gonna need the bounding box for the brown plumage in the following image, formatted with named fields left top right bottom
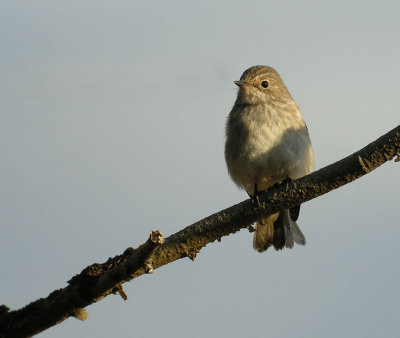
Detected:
left=225, top=66, right=314, bottom=252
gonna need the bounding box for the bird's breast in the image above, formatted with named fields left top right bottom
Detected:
left=225, top=104, right=313, bottom=194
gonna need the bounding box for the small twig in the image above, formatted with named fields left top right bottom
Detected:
left=71, top=308, right=88, bottom=321
left=115, top=284, right=127, bottom=301
left=142, top=230, right=165, bottom=273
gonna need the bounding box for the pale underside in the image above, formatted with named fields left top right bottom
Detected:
left=225, top=103, right=314, bottom=195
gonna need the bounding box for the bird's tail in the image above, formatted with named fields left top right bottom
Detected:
left=253, top=208, right=306, bottom=252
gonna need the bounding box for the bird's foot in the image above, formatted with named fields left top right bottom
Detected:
left=248, top=183, right=261, bottom=208
left=280, top=177, right=293, bottom=191
left=271, top=177, right=293, bottom=190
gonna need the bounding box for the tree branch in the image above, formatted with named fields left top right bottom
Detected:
left=1, top=125, right=399, bottom=338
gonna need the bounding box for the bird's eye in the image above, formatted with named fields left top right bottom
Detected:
left=261, top=81, right=269, bottom=88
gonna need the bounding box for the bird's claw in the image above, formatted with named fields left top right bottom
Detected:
left=251, top=193, right=261, bottom=208
left=249, top=183, right=261, bottom=208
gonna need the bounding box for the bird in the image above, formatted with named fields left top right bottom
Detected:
left=224, top=65, right=314, bottom=252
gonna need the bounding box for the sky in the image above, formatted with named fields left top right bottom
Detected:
left=1, top=1, right=399, bottom=337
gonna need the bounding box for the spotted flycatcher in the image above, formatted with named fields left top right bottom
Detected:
left=225, top=66, right=314, bottom=252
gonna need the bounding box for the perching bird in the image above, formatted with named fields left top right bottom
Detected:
left=224, top=66, right=314, bottom=252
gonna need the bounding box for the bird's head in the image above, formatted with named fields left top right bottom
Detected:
left=234, top=65, right=293, bottom=105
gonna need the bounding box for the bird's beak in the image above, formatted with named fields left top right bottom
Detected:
left=234, top=81, right=248, bottom=88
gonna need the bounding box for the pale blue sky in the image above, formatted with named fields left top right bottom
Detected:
left=1, top=1, right=399, bottom=337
